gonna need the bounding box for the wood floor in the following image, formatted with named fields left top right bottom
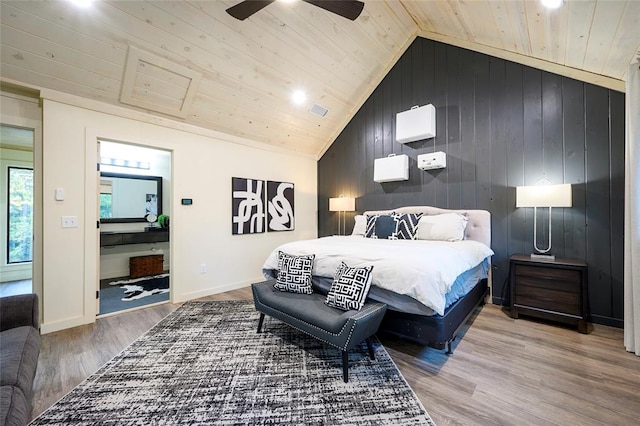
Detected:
left=31, top=287, right=639, bottom=425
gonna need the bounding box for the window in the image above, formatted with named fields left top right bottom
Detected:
left=100, top=179, right=113, bottom=218
left=7, top=167, right=33, bottom=264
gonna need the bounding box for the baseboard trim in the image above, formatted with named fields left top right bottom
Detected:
left=590, top=315, right=623, bottom=329
left=172, top=280, right=255, bottom=304
left=40, top=315, right=89, bottom=335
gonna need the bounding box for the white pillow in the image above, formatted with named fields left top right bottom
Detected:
left=351, top=214, right=366, bottom=236
left=416, top=213, right=468, bottom=242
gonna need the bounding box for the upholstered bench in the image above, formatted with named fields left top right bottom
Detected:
left=252, top=280, right=387, bottom=382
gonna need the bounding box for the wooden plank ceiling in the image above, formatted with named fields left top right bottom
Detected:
left=1, top=1, right=639, bottom=158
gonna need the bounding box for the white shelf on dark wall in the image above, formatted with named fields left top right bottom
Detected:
left=395, top=104, right=436, bottom=144
left=373, top=154, right=409, bottom=183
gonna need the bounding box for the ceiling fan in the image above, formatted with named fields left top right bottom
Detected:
left=226, top=0, right=365, bottom=21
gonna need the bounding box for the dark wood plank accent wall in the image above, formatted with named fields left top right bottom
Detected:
left=317, top=38, right=625, bottom=327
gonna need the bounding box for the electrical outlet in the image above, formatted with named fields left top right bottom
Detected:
left=61, top=216, right=78, bottom=228
left=200, top=264, right=207, bottom=274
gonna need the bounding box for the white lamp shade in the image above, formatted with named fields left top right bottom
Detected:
left=329, top=197, right=356, bottom=212
left=516, top=183, right=572, bottom=208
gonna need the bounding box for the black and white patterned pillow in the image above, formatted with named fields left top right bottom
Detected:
left=395, top=213, right=423, bottom=240
left=325, top=262, right=374, bottom=311
left=273, top=251, right=315, bottom=294
left=365, top=215, right=379, bottom=238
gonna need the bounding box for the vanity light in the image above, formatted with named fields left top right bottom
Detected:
left=100, top=157, right=150, bottom=170
left=540, top=0, right=563, bottom=9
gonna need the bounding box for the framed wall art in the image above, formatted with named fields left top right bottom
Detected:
left=232, top=177, right=265, bottom=235
left=267, top=180, right=294, bottom=231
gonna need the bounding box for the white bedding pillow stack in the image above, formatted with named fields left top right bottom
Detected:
left=351, top=214, right=367, bottom=236
left=415, top=213, right=468, bottom=242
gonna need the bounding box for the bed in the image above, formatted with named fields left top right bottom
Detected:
left=262, top=206, right=493, bottom=353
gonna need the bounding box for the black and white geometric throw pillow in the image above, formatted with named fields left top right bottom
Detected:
left=395, top=213, right=423, bottom=240
left=325, top=262, right=374, bottom=311
left=273, top=251, right=315, bottom=294
left=365, top=215, right=379, bottom=238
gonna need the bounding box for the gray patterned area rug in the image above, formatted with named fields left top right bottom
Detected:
left=32, top=300, right=435, bottom=425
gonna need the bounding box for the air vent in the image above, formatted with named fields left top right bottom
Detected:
left=120, top=46, right=201, bottom=119
left=309, top=104, right=329, bottom=117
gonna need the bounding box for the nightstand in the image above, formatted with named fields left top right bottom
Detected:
left=509, top=254, right=591, bottom=334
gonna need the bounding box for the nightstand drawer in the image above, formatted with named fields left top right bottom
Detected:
left=514, top=285, right=581, bottom=316
left=514, top=265, right=580, bottom=283
left=513, top=275, right=580, bottom=294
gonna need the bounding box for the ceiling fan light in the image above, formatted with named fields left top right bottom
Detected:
left=541, top=0, right=563, bottom=9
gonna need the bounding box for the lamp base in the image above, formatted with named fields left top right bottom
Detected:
left=530, top=253, right=555, bottom=261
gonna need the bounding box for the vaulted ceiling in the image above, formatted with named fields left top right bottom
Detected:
left=2, top=1, right=639, bottom=158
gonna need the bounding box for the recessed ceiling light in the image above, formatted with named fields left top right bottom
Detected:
left=67, top=0, right=95, bottom=8
left=292, top=90, right=306, bottom=105
left=541, top=0, right=563, bottom=9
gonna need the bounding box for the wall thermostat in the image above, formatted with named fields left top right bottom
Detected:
left=181, top=198, right=193, bottom=205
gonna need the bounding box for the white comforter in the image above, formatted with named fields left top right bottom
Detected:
left=263, top=236, right=494, bottom=316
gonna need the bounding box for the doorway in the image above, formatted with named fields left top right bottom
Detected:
left=97, top=140, right=171, bottom=316
left=0, top=125, right=34, bottom=297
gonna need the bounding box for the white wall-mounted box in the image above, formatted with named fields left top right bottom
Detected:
left=418, top=151, right=446, bottom=170
left=396, top=104, right=436, bottom=143
left=374, top=154, right=409, bottom=183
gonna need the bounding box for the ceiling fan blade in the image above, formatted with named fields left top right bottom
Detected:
left=302, top=0, right=365, bottom=21
left=226, top=0, right=276, bottom=20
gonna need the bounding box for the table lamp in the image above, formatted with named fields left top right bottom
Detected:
left=516, top=183, right=572, bottom=260
left=329, top=196, right=356, bottom=235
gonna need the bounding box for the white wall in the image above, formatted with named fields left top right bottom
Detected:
left=40, top=96, right=317, bottom=333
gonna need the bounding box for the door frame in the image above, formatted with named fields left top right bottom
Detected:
left=84, top=128, right=173, bottom=321
left=0, top=90, right=42, bottom=319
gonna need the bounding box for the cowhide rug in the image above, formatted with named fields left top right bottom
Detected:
left=108, top=273, right=170, bottom=301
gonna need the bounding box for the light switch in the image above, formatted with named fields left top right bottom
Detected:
left=61, top=216, right=78, bottom=228
left=55, top=188, right=64, bottom=201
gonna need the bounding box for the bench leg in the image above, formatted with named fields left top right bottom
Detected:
left=342, top=350, right=349, bottom=383
left=366, top=338, right=375, bottom=360
left=257, top=313, right=265, bottom=333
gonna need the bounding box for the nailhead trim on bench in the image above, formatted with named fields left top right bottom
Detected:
left=252, top=285, right=386, bottom=351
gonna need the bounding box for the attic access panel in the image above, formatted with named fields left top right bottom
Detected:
left=120, top=46, right=202, bottom=119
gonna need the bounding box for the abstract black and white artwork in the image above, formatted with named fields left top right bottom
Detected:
left=267, top=180, right=294, bottom=231
left=232, top=177, right=265, bottom=235
left=145, top=194, right=158, bottom=216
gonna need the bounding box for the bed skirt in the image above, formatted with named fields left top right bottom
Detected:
left=378, top=278, right=488, bottom=350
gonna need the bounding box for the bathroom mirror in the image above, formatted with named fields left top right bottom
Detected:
left=99, top=172, right=163, bottom=223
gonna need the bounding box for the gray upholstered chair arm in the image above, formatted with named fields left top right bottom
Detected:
left=0, top=293, right=39, bottom=332
left=341, top=303, right=387, bottom=351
